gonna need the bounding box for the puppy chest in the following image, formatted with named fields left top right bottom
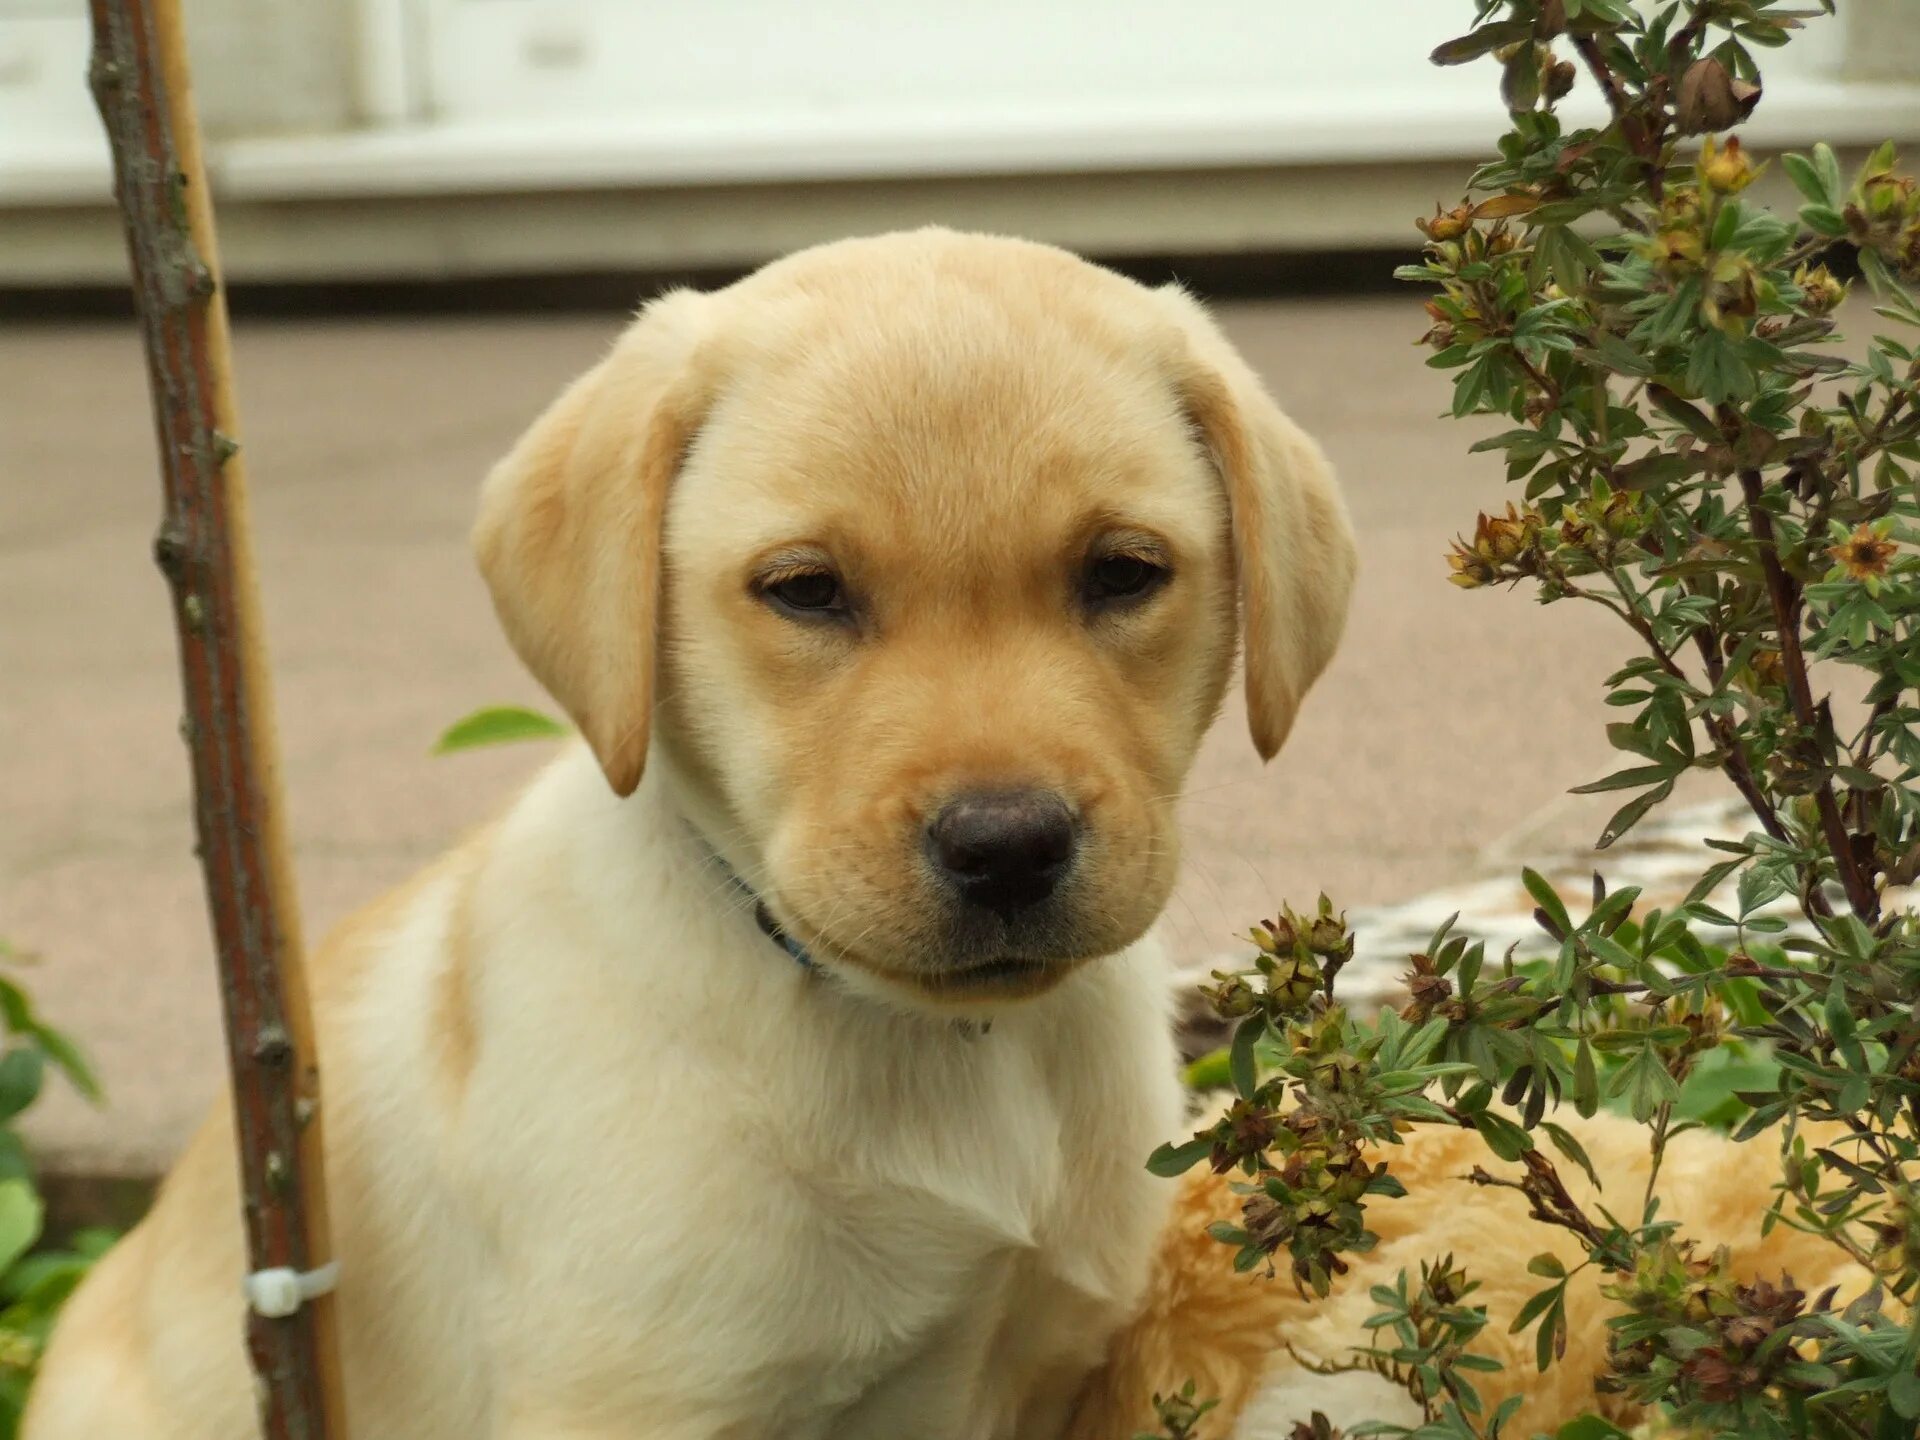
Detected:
left=774, top=1164, right=1142, bottom=1439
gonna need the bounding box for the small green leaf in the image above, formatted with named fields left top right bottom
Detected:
left=1554, top=1418, right=1632, bottom=1440
left=1521, top=869, right=1572, bottom=940
left=1473, top=1110, right=1534, bottom=1162
left=1798, top=203, right=1847, bottom=237
left=1781, top=152, right=1828, bottom=205
left=1542, top=1120, right=1603, bottom=1190
left=1812, top=141, right=1842, bottom=201
left=1430, top=19, right=1533, bottom=66
left=432, top=705, right=571, bottom=755
left=1228, top=1015, right=1263, bottom=1102
left=1181, top=1047, right=1230, bottom=1092
left=0, top=1180, right=44, bottom=1275
left=0, top=1049, right=44, bottom=1124
left=1597, top=779, right=1674, bottom=850
left=1573, top=1038, right=1600, bottom=1119
left=1648, top=385, right=1722, bottom=442
left=1889, top=1366, right=1920, bottom=1419
left=30, top=1024, right=100, bottom=1104
left=1145, top=1137, right=1212, bottom=1178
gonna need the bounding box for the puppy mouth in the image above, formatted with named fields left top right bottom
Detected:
left=918, top=955, right=1059, bottom=995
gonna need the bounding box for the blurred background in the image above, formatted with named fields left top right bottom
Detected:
left=4, top=1, right=1917, bottom=284
left=3, top=1, right=1920, bottom=1202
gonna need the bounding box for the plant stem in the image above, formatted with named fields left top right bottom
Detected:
left=1570, top=32, right=1664, bottom=202
left=1686, top=629, right=1801, bottom=854
left=1736, top=468, right=1880, bottom=923
left=1641, top=1101, right=1673, bottom=1222
left=87, top=3, right=347, bottom=1436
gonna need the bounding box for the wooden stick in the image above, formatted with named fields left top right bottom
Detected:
left=86, top=4, right=348, bottom=1437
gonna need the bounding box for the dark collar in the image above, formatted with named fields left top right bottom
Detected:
left=701, top=842, right=815, bottom=970
left=691, top=830, right=989, bottom=1037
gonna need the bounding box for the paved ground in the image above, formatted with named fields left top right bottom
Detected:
left=1, top=295, right=1638, bottom=1179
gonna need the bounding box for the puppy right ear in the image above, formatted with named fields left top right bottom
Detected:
left=472, top=291, right=712, bottom=798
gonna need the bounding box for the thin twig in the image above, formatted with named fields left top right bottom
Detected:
left=87, top=2, right=347, bottom=1436
left=1736, top=467, right=1880, bottom=923
left=1686, top=628, right=1800, bottom=854
left=1571, top=32, right=1664, bottom=202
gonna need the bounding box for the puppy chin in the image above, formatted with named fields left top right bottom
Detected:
left=813, top=949, right=1087, bottom=1020
left=788, top=910, right=1130, bottom=1018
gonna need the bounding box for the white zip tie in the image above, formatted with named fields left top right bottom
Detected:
left=243, top=1260, right=340, bottom=1319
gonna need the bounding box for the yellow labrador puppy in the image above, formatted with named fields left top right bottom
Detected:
left=28, top=228, right=1355, bottom=1439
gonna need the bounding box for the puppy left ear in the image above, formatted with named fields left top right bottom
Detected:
left=472, top=290, right=713, bottom=797
left=1158, top=285, right=1358, bottom=760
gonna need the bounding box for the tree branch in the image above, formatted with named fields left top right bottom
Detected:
left=1571, top=32, right=1664, bottom=202
left=1735, top=467, right=1880, bottom=924
left=87, top=3, right=348, bottom=1436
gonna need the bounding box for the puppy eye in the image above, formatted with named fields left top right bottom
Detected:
left=762, top=570, right=848, bottom=617
left=1084, top=553, right=1168, bottom=607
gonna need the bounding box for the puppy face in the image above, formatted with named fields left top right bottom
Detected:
left=475, top=230, right=1355, bottom=1009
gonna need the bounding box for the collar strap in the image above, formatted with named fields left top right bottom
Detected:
left=701, top=842, right=815, bottom=970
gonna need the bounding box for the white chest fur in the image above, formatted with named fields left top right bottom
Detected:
left=379, top=751, right=1185, bottom=1438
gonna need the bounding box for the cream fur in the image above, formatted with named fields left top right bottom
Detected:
left=27, top=230, right=1355, bottom=1439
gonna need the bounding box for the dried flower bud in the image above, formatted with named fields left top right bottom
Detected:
left=1544, top=58, right=1576, bottom=102
left=1416, top=202, right=1475, bottom=243
left=1262, top=950, right=1322, bottom=1012
left=1600, top=489, right=1645, bottom=540
left=1204, top=971, right=1260, bottom=1018
left=1447, top=549, right=1495, bottom=588
left=1676, top=59, right=1760, bottom=135
left=1678, top=59, right=1735, bottom=135
left=1863, top=169, right=1914, bottom=220
left=1306, top=916, right=1348, bottom=959
left=1793, top=262, right=1846, bottom=315
left=1651, top=226, right=1705, bottom=273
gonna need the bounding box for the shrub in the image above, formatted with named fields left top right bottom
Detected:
left=1150, top=3, right=1920, bottom=1437
left=0, top=942, right=109, bottom=1437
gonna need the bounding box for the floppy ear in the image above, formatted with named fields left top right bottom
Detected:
left=1158, top=285, right=1357, bottom=760
left=472, top=290, right=712, bottom=797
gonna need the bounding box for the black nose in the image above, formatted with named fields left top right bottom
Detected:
left=926, top=789, right=1077, bottom=916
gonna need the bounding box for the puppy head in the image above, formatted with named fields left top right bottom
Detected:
left=476, top=230, right=1354, bottom=1010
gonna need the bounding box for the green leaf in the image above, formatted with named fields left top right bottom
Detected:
left=1522, top=869, right=1573, bottom=940
left=1890, top=1366, right=1920, bottom=1419
left=1542, top=1120, right=1604, bottom=1190
left=1145, top=1137, right=1212, bottom=1178
left=1812, top=141, right=1842, bottom=202
left=30, top=1025, right=100, bottom=1105
left=1648, top=385, right=1722, bottom=442
left=1781, top=152, right=1829, bottom=206
left=1570, top=763, right=1677, bottom=795
left=1554, top=1418, right=1632, bottom=1440
left=0, top=1051, right=43, bottom=1125
left=1430, top=19, right=1532, bottom=66
left=1597, top=779, right=1674, bottom=849
left=1229, top=1015, right=1263, bottom=1102
left=1798, top=203, right=1847, bottom=237
left=432, top=705, right=571, bottom=755
left=0, top=1180, right=44, bottom=1276
left=1674, top=1050, right=1783, bottom=1128
left=1573, top=1038, right=1600, bottom=1119
left=1181, top=1047, right=1230, bottom=1092
left=1575, top=331, right=1655, bottom=378
left=1473, top=1110, right=1534, bottom=1162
